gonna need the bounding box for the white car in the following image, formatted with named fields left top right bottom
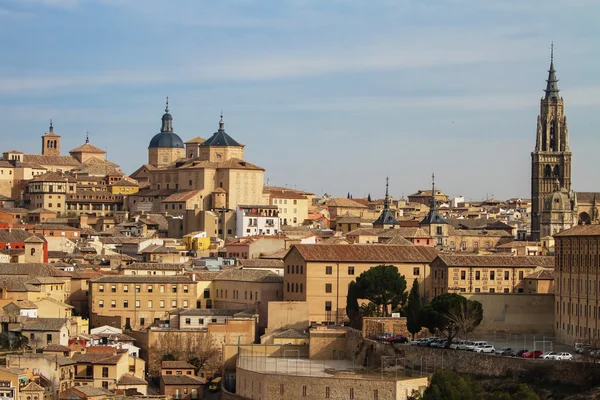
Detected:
left=474, top=345, right=495, bottom=353
left=457, top=341, right=473, bottom=350
left=540, top=352, right=557, bottom=359
left=466, top=341, right=487, bottom=351
left=553, top=352, right=573, bottom=361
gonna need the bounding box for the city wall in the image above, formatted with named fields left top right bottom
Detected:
left=463, top=293, right=554, bottom=334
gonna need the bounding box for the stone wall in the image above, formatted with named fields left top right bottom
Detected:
left=463, top=293, right=554, bottom=334
left=362, top=317, right=428, bottom=339
left=309, top=328, right=347, bottom=360
left=359, top=339, right=600, bottom=387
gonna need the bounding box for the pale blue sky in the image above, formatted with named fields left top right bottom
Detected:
left=1, top=0, right=599, bottom=201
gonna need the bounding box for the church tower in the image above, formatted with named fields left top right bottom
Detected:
left=531, top=45, right=572, bottom=240
left=41, top=120, right=61, bottom=156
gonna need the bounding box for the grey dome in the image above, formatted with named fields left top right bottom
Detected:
left=148, top=132, right=184, bottom=149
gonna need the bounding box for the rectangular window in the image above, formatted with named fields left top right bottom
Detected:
left=489, top=288, right=495, bottom=293
left=204, top=289, right=210, bottom=299
left=183, top=300, right=189, bottom=308
left=350, top=388, right=354, bottom=399
left=148, top=285, right=153, bottom=293
left=504, top=271, right=510, bottom=280
left=374, top=389, right=379, bottom=400
left=160, top=300, right=165, bottom=308
left=172, top=285, right=177, bottom=293
left=326, top=266, right=332, bottom=275
left=183, top=285, right=189, bottom=293
left=135, top=285, right=140, bottom=293
left=504, top=288, right=510, bottom=293
left=490, top=271, right=495, bottom=280
left=348, top=266, right=355, bottom=275
left=135, top=300, right=140, bottom=308
left=111, top=300, right=116, bottom=308
left=160, top=285, right=165, bottom=293
left=302, top=385, right=307, bottom=397
left=123, top=285, right=128, bottom=292
left=172, top=300, right=177, bottom=307
left=475, top=271, right=481, bottom=280
left=102, top=381, right=109, bottom=389
left=102, top=367, right=109, bottom=378
left=519, top=271, right=524, bottom=280
left=325, top=301, right=332, bottom=311
left=123, top=300, right=128, bottom=308
left=280, top=384, right=284, bottom=395
left=325, top=283, right=332, bottom=293
left=99, top=285, right=104, bottom=293
left=140, top=317, right=145, bottom=326
left=111, top=285, right=116, bottom=293
left=185, top=318, right=191, bottom=325
left=98, top=300, right=104, bottom=308
left=460, top=271, right=466, bottom=280
left=413, top=267, right=420, bottom=276
left=475, top=288, right=481, bottom=293
left=147, top=300, right=153, bottom=308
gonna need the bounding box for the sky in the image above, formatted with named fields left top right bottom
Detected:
left=0, top=0, right=599, bottom=201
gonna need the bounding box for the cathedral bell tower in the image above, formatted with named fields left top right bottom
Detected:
left=531, top=44, right=572, bottom=240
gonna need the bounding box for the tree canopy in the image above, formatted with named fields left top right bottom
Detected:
left=405, top=279, right=423, bottom=339
left=347, top=265, right=407, bottom=317
left=420, top=293, right=483, bottom=346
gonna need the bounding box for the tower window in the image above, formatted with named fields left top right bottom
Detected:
left=544, top=164, right=552, bottom=178
left=554, top=165, right=560, bottom=177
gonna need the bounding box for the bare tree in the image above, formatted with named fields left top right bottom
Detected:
left=149, top=331, right=222, bottom=377
left=446, top=301, right=483, bottom=340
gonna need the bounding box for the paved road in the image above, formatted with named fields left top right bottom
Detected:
left=478, top=333, right=573, bottom=354
left=203, top=388, right=221, bottom=400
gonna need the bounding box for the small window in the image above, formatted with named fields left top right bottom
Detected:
left=99, top=284, right=104, bottom=293
left=325, top=301, right=332, bottom=311
left=460, top=271, right=466, bottom=280
left=325, top=283, right=332, bottom=293
left=185, top=318, right=191, bottom=325
left=490, top=271, right=495, bottom=280
left=504, top=271, right=510, bottom=280
left=413, top=267, right=420, bottom=276
left=326, top=266, right=332, bottom=275
left=348, top=266, right=354, bottom=275
left=148, top=285, right=153, bottom=293
left=475, top=271, right=481, bottom=280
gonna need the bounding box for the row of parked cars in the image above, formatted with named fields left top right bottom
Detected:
left=409, top=338, right=573, bottom=360
left=375, top=332, right=409, bottom=344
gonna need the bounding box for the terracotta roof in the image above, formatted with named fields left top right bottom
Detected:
left=44, top=344, right=71, bottom=352
left=382, top=236, right=414, bottom=245
left=214, top=269, right=283, bottom=283
left=575, top=192, right=600, bottom=202
left=268, top=190, right=308, bottom=200
left=496, top=241, right=540, bottom=248
left=447, top=219, right=513, bottom=231
left=336, top=215, right=373, bottom=224
left=117, top=373, right=148, bottom=386
left=69, top=143, right=106, bottom=154
left=525, top=269, right=554, bottom=280
left=123, top=262, right=183, bottom=270
left=9, top=353, right=75, bottom=366
left=239, top=259, right=284, bottom=268
left=21, top=317, right=69, bottom=332
left=12, top=300, right=38, bottom=309
left=91, top=275, right=192, bottom=283
left=110, top=178, right=138, bottom=187
left=326, top=198, right=368, bottom=208
left=555, top=225, right=600, bottom=237
left=72, top=386, right=114, bottom=396
left=163, top=190, right=203, bottom=202
left=273, top=328, right=308, bottom=339
left=184, top=136, right=206, bottom=144
left=212, top=187, right=227, bottom=193
left=140, top=245, right=179, bottom=254
left=160, top=375, right=203, bottom=386
left=288, top=244, right=438, bottom=263
left=0, top=263, right=71, bottom=277
left=434, top=254, right=555, bottom=268
left=162, top=361, right=195, bottom=369
left=23, top=154, right=81, bottom=167
left=0, top=229, right=41, bottom=243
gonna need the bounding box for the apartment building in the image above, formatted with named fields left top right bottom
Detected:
left=283, top=244, right=438, bottom=324
left=89, top=275, right=197, bottom=330
left=429, top=254, right=554, bottom=296
left=555, top=225, right=600, bottom=344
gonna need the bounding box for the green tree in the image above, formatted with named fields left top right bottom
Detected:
left=368, top=193, right=372, bottom=202
left=359, top=302, right=381, bottom=317
left=422, top=370, right=484, bottom=400
left=512, top=385, right=540, bottom=400
left=350, top=265, right=408, bottom=317
left=420, top=293, right=483, bottom=347
left=346, top=281, right=361, bottom=327
left=405, top=280, right=423, bottom=339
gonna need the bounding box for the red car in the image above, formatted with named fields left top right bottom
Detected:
left=523, top=350, right=543, bottom=359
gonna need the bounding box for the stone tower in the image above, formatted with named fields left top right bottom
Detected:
left=531, top=45, right=571, bottom=240
left=41, top=120, right=61, bottom=156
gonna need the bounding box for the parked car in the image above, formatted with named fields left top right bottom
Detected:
left=430, top=339, right=446, bottom=348
left=523, top=350, right=543, bottom=359
left=410, top=339, right=421, bottom=346
left=457, top=341, right=473, bottom=350
left=514, top=349, right=529, bottom=358
left=540, top=352, right=557, bottom=359
left=574, top=343, right=590, bottom=354
left=474, top=345, right=495, bottom=354
left=466, top=341, right=487, bottom=351
left=553, top=352, right=573, bottom=361
left=450, top=341, right=463, bottom=350
left=496, top=348, right=513, bottom=356
left=388, top=335, right=409, bottom=344
left=376, top=332, right=394, bottom=341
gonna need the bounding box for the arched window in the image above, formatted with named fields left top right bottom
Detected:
left=579, top=212, right=591, bottom=225
left=550, top=120, right=557, bottom=151
left=554, top=165, right=560, bottom=177
left=30, top=248, right=36, bottom=256
left=544, top=165, right=552, bottom=178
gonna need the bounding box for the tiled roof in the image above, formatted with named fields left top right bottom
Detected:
left=382, top=235, right=414, bottom=245
left=33, top=223, right=79, bottom=230
left=122, top=262, right=184, bottom=270
left=163, top=190, right=203, bottom=202
left=161, top=361, right=195, bottom=369
left=184, top=136, right=206, bottom=144
left=0, top=263, right=71, bottom=277
left=449, top=228, right=512, bottom=237
left=288, top=244, right=438, bottom=263
left=434, top=254, right=555, bottom=268
left=69, top=143, right=106, bottom=154
left=11, top=353, right=75, bottom=366
left=575, top=192, right=600, bottom=202
left=447, top=219, right=513, bottom=231
left=140, top=245, right=179, bottom=254
left=326, top=198, right=368, bottom=208
left=525, top=269, right=554, bottom=280
left=23, top=154, right=81, bottom=167
left=117, top=373, right=148, bottom=386
left=0, top=229, right=40, bottom=243
left=12, top=300, right=38, bottom=309
left=496, top=241, right=540, bottom=248
left=44, top=344, right=71, bottom=352
left=160, top=375, right=203, bottom=386
left=71, top=353, right=122, bottom=365
left=214, top=269, right=283, bottom=283
left=91, top=275, right=192, bottom=283
left=336, top=215, right=373, bottom=224
left=268, top=190, right=308, bottom=200
left=0, top=367, right=25, bottom=376
left=554, top=225, right=600, bottom=237
left=72, top=385, right=114, bottom=396
left=179, top=308, right=246, bottom=317
left=109, top=178, right=138, bottom=187
left=21, top=317, right=69, bottom=332
left=239, top=259, right=284, bottom=268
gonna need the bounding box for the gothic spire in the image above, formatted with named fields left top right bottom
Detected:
left=545, top=42, right=560, bottom=100
left=384, top=177, right=390, bottom=210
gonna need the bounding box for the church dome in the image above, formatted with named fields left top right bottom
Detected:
left=544, top=187, right=571, bottom=212
left=148, top=98, right=184, bottom=149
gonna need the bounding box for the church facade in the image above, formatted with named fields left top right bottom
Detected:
left=533, top=48, right=600, bottom=240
